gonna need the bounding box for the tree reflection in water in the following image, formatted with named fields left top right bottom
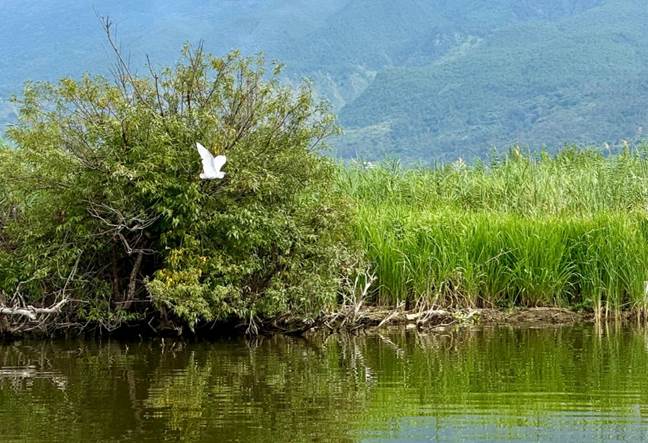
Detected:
left=2, top=326, right=648, bottom=442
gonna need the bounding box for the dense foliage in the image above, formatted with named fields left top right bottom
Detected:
left=342, top=146, right=648, bottom=316
left=0, top=47, right=351, bottom=331
left=2, top=0, right=648, bottom=162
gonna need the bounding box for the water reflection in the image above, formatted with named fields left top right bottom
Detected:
left=1, top=326, right=648, bottom=442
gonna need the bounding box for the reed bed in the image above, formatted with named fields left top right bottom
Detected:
left=341, top=146, right=648, bottom=317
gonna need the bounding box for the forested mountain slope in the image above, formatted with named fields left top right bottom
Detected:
left=337, top=0, right=648, bottom=160
left=1, top=0, right=646, bottom=161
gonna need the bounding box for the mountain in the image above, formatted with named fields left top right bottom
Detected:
left=337, top=0, right=648, bottom=160
left=2, top=0, right=648, bottom=161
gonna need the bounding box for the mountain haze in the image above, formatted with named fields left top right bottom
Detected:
left=1, top=0, right=647, bottom=161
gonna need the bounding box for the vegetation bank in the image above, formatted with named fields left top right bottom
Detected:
left=2, top=45, right=648, bottom=336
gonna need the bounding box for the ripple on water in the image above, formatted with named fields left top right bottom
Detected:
left=1, top=327, right=648, bottom=442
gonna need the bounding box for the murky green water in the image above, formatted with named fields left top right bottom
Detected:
left=2, top=326, right=648, bottom=442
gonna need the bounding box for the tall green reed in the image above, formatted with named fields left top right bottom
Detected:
left=342, top=146, right=648, bottom=316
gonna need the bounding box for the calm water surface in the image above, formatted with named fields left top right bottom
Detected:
left=2, top=326, right=648, bottom=442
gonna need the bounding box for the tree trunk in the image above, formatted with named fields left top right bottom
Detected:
left=111, top=241, right=121, bottom=301
left=123, top=251, right=144, bottom=310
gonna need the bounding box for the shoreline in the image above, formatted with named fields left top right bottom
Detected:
left=3, top=306, right=645, bottom=341
left=272, top=305, right=648, bottom=337
left=302, top=306, right=595, bottom=334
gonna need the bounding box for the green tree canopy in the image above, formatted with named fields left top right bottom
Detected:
left=0, top=45, right=352, bottom=332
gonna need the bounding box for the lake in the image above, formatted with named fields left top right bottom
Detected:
left=2, top=325, right=648, bottom=442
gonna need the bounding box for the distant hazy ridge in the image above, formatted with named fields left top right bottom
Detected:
left=2, top=0, right=648, bottom=161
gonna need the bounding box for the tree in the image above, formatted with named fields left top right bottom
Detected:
left=0, top=36, right=351, bottom=333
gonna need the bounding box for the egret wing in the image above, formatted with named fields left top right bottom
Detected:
left=212, top=155, right=227, bottom=172
left=196, top=143, right=216, bottom=175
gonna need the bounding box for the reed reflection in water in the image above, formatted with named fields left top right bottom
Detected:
left=2, top=325, right=648, bottom=442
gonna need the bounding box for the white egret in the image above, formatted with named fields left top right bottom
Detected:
left=196, top=142, right=226, bottom=180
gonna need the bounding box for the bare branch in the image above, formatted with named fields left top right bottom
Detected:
left=86, top=201, right=159, bottom=255
left=99, top=16, right=151, bottom=109
left=124, top=251, right=144, bottom=310
left=0, top=299, right=68, bottom=321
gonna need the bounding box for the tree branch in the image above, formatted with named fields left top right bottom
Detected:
left=0, top=299, right=68, bottom=321
left=124, top=250, right=144, bottom=310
